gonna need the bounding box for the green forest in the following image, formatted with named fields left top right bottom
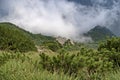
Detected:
left=0, top=22, right=120, bottom=80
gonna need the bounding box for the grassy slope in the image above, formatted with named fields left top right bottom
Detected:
left=0, top=22, right=57, bottom=46
left=0, top=22, right=61, bottom=53
left=31, top=34, right=56, bottom=46
left=0, top=51, right=76, bottom=80
left=0, top=51, right=119, bottom=80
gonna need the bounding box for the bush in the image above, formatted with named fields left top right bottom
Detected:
left=43, top=41, right=62, bottom=52
left=98, top=37, right=120, bottom=52
left=98, top=37, right=120, bottom=66
left=39, top=48, right=113, bottom=79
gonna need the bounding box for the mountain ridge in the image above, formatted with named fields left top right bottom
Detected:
left=0, top=22, right=63, bottom=52
left=84, top=25, right=116, bottom=41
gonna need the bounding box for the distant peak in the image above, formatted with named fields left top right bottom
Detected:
left=93, top=25, right=106, bottom=29
left=84, top=25, right=116, bottom=41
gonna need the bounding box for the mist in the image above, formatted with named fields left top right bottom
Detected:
left=0, top=0, right=120, bottom=41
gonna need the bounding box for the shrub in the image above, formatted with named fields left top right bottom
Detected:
left=43, top=41, right=62, bottom=52
left=39, top=48, right=113, bottom=79
left=98, top=37, right=120, bottom=66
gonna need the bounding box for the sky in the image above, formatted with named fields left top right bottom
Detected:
left=0, top=0, right=120, bottom=41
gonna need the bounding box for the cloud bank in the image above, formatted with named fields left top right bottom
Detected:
left=0, top=0, right=120, bottom=41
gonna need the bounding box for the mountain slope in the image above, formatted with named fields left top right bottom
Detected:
left=0, top=22, right=37, bottom=52
left=84, top=25, right=116, bottom=41
left=0, top=22, right=61, bottom=52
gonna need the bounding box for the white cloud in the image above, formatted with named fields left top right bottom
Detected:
left=0, top=0, right=120, bottom=41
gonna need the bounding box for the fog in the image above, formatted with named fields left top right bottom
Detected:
left=0, top=0, right=120, bottom=41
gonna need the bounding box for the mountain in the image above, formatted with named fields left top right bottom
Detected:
left=84, top=25, right=116, bottom=41
left=68, top=0, right=120, bottom=36
left=0, top=22, right=116, bottom=52
left=0, top=22, right=62, bottom=52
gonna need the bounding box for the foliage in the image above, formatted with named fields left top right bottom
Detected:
left=31, top=34, right=62, bottom=51
left=0, top=52, right=30, bottom=80
left=31, top=34, right=56, bottom=46
left=106, top=69, right=120, bottom=80
left=0, top=50, right=119, bottom=80
left=0, top=22, right=120, bottom=80
left=43, top=41, right=62, bottom=52
left=0, top=52, right=75, bottom=80
left=0, top=22, right=62, bottom=52
left=98, top=37, right=120, bottom=66
left=39, top=51, right=76, bottom=75
left=99, top=37, right=120, bottom=52
left=0, top=22, right=37, bottom=52
left=39, top=48, right=113, bottom=79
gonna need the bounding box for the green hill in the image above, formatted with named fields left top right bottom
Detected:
left=84, top=25, right=116, bottom=42
left=0, top=22, right=37, bottom=52
left=0, top=22, right=61, bottom=52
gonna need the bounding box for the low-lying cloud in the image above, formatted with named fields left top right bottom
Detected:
left=0, top=0, right=120, bottom=41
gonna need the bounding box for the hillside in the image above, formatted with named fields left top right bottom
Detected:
left=84, top=25, right=116, bottom=41
left=31, top=34, right=62, bottom=52
left=0, top=22, right=37, bottom=52
left=0, top=22, right=61, bottom=52
left=0, top=22, right=116, bottom=52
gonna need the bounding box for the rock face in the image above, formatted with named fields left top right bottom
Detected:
left=56, top=36, right=67, bottom=45
left=84, top=25, right=116, bottom=41
left=56, top=36, right=74, bottom=45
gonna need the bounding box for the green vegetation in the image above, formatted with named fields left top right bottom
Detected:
left=0, top=22, right=60, bottom=52
left=0, top=22, right=37, bottom=52
left=0, top=45, right=120, bottom=80
left=84, top=25, right=115, bottom=41
left=33, top=37, right=120, bottom=79
left=0, top=22, right=120, bottom=80
left=0, top=52, right=76, bottom=80
left=31, top=33, right=62, bottom=52
left=31, top=34, right=56, bottom=46
left=98, top=37, right=120, bottom=66
left=39, top=48, right=113, bottom=80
